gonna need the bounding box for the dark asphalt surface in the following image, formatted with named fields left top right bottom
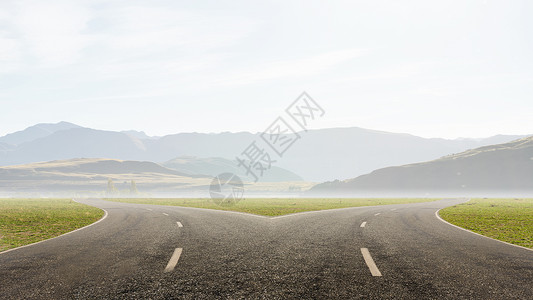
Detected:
left=1, top=198, right=532, bottom=299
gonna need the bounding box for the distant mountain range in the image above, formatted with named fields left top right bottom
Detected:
left=0, top=122, right=528, bottom=182
left=0, top=121, right=81, bottom=146
left=311, top=136, right=533, bottom=196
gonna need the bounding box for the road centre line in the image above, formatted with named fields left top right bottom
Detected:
left=162, top=213, right=169, bottom=216
left=374, top=213, right=380, bottom=216
left=164, top=248, right=183, bottom=273
left=177, top=222, right=183, bottom=227
left=361, top=248, right=382, bottom=276
left=360, top=221, right=367, bottom=228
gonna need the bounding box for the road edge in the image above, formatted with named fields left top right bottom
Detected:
left=435, top=207, right=533, bottom=252
left=0, top=199, right=108, bottom=256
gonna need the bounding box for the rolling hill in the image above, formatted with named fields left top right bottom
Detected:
left=162, top=156, right=303, bottom=182
left=0, top=158, right=313, bottom=197
left=0, top=158, right=211, bottom=195
left=311, top=136, right=533, bottom=196
left=0, top=158, right=200, bottom=180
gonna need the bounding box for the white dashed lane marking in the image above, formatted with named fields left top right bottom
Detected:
left=361, top=248, right=382, bottom=277
left=164, top=248, right=183, bottom=273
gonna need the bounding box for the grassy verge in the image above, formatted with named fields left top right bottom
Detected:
left=439, top=198, right=533, bottom=249
left=107, top=198, right=436, bottom=217
left=0, top=198, right=104, bottom=252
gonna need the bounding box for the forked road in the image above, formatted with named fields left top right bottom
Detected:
left=1, top=198, right=532, bottom=299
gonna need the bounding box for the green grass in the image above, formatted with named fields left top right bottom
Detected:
left=107, top=198, right=437, bottom=217
left=0, top=198, right=104, bottom=252
left=439, top=198, right=533, bottom=249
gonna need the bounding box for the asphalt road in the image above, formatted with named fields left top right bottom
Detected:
left=1, top=198, right=532, bottom=299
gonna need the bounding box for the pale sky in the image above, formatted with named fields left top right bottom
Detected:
left=1, top=0, right=532, bottom=139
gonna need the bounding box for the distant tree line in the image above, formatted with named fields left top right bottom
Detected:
left=106, top=179, right=140, bottom=196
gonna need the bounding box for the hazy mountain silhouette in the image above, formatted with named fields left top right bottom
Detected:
left=163, top=156, right=303, bottom=182
left=0, top=158, right=315, bottom=196
left=271, top=127, right=527, bottom=182
left=0, top=142, right=13, bottom=152
left=0, top=158, right=212, bottom=195
left=122, top=130, right=157, bottom=140
left=0, top=122, right=528, bottom=181
left=0, top=158, right=194, bottom=180
left=145, top=132, right=255, bottom=162
left=311, top=136, right=533, bottom=196
left=0, top=121, right=81, bottom=146
left=2, top=127, right=149, bottom=165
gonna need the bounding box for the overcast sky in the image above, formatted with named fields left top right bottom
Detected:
left=1, top=0, right=532, bottom=139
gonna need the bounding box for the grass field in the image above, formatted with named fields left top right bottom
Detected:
left=0, top=198, right=104, bottom=252
left=108, top=198, right=437, bottom=216
left=3, top=198, right=529, bottom=253
left=439, top=198, right=533, bottom=249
